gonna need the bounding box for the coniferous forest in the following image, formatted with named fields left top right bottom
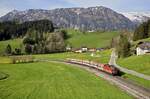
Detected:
left=0, top=20, right=54, bottom=41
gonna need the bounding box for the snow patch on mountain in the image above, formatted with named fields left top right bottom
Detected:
left=121, top=12, right=150, bottom=23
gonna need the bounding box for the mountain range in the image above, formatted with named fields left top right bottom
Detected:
left=121, top=12, right=150, bottom=24
left=0, top=6, right=137, bottom=31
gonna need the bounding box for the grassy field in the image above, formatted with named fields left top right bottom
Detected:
left=0, top=62, right=132, bottom=99
left=118, top=55, right=150, bottom=75
left=67, top=29, right=120, bottom=48
left=0, top=39, right=23, bottom=55
left=34, top=49, right=112, bottom=64
left=118, top=55, right=150, bottom=88
left=0, top=72, right=8, bottom=80
left=0, top=57, right=12, bottom=64
left=122, top=74, right=150, bottom=88
left=0, top=49, right=112, bottom=64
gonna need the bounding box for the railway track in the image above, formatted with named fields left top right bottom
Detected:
left=67, top=61, right=150, bottom=99
left=39, top=59, right=150, bottom=99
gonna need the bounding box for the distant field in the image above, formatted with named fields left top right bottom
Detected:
left=67, top=29, right=120, bottom=48
left=0, top=39, right=23, bottom=55
left=0, top=62, right=132, bottom=99
left=0, top=57, right=12, bottom=64
left=34, top=49, right=112, bottom=64
left=0, top=30, right=119, bottom=55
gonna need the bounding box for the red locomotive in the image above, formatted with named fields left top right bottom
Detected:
left=67, top=59, right=119, bottom=75
left=103, top=64, right=119, bottom=75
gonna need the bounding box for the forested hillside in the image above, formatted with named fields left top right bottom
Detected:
left=133, top=20, right=150, bottom=41
left=0, top=20, right=54, bottom=41
left=0, top=20, right=67, bottom=55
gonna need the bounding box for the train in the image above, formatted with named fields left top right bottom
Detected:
left=66, top=58, right=120, bottom=76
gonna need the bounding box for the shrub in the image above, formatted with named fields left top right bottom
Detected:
left=5, top=44, right=12, bottom=55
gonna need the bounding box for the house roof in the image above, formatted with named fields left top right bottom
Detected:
left=138, top=42, right=150, bottom=50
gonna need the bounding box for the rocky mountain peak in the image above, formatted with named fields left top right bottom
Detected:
left=0, top=6, right=135, bottom=31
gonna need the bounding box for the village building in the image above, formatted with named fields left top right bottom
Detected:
left=66, top=45, right=72, bottom=52
left=96, top=48, right=104, bottom=52
left=72, top=48, right=82, bottom=53
left=88, top=48, right=96, bottom=52
left=88, top=30, right=95, bottom=33
left=136, top=42, right=150, bottom=56
left=81, top=46, right=88, bottom=52
left=74, top=49, right=82, bottom=53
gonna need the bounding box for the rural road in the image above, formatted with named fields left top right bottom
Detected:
left=109, top=49, right=150, bottom=81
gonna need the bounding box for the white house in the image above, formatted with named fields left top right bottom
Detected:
left=66, top=45, right=72, bottom=52
left=81, top=47, right=88, bottom=52
left=75, top=49, right=82, bottom=53
left=136, top=42, right=150, bottom=56
left=88, top=30, right=95, bottom=33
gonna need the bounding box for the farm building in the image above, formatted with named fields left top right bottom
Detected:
left=81, top=46, right=88, bottom=52
left=96, top=48, right=105, bottom=52
left=89, top=48, right=96, bottom=52
left=66, top=46, right=72, bottom=51
left=136, top=42, right=150, bottom=56
left=72, top=48, right=82, bottom=53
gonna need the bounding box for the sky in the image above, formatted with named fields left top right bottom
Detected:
left=0, top=0, right=150, bottom=17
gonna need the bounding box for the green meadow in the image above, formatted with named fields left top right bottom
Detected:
left=118, top=55, right=150, bottom=75
left=0, top=62, right=132, bottom=99
left=67, top=29, right=120, bottom=48
left=0, top=30, right=119, bottom=55
left=0, top=29, right=149, bottom=98
left=34, top=49, right=112, bottom=64
left=0, top=39, right=23, bottom=55
left=117, top=55, right=150, bottom=88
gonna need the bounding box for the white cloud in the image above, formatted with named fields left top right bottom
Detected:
left=0, top=7, right=13, bottom=17
left=0, top=1, right=14, bottom=17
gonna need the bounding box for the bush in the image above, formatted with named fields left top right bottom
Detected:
left=14, top=48, right=21, bottom=55
left=25, top=44, right=32, bottom=54
left=60, top=30, right=68, bottom=39
left=5, top=44, right=12, bottom=55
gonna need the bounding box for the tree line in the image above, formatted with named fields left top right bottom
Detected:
left=0, top=20, right=54, bottom=41
left=133, top=20, right=150, bottom=41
